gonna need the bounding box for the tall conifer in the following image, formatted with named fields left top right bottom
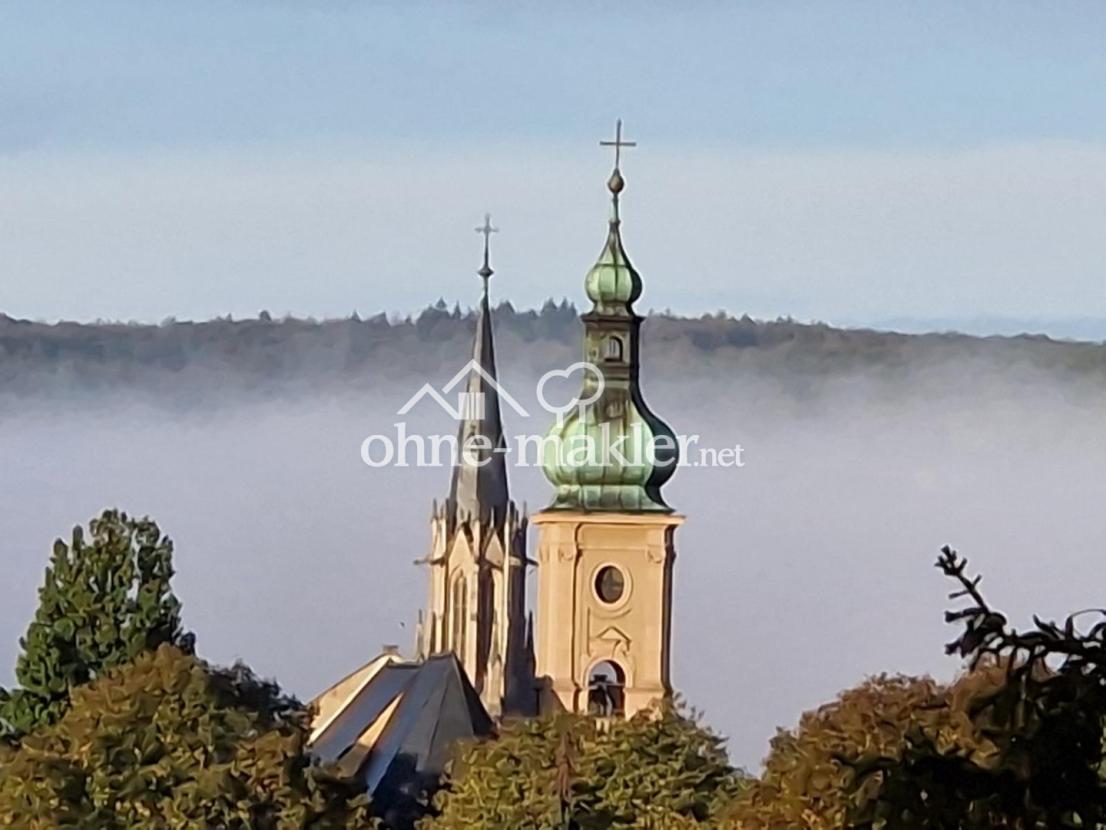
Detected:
left=0, top=509, right=187, bottom=735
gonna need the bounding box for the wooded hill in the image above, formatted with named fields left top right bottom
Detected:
left=2, top=302, right=1104, bottom=402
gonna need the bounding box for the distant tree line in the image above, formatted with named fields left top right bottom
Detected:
left=3, top=303, right=1106, bottom=403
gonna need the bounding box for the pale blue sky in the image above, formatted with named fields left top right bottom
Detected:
left=3, top=1, right=1106, bottom=325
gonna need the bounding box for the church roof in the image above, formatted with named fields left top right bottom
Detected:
left=447, top=216, right=510, bottom=527
left=308, top=652, right=492, bottom=795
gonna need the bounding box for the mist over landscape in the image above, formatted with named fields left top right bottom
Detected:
left=7, top=3, right=1106, bottom=824
left=3, top=308, right=1105, bottom=770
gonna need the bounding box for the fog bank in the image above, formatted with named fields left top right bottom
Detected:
left=2, top=363, right=1104, bottom=769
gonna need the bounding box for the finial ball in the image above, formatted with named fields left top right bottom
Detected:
left=607, top=168, right=625, bottom=194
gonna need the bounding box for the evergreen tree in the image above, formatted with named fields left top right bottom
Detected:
left=0, top=510, right=188, bottom=735
left=0, top=644, right=374, bottom=828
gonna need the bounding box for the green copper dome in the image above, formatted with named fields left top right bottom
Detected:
left=584, top=171, right=642, bottom=314
left=542, top=155, right=678, bottom=513
left=541, top=387, right=677, bottom=512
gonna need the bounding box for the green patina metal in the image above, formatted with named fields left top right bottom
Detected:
left=541, top=125, right=678, bottom=513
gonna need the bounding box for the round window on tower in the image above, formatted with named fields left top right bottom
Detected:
left=594, top=565, right=626, bottom=605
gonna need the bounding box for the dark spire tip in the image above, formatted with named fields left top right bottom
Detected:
left=475, top=212, right=498, bottom=285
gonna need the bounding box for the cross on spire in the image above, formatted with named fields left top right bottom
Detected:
left=600, top=119, right=636, bottom=170
left=475, top=213, right=498, bottom=285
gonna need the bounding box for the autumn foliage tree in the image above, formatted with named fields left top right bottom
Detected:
left=723, top=670, right=1005, bottom=828
left=0, top=644, right=373, bottom=828
left=729, top=545, right=1106, bottom=828
left=424, top=704, right=745, bottom=829
left=0, top=510, right=188, bottom=735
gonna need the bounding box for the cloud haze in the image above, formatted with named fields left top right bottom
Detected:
left=3, top=359, right=1105, bottom=769
left=3, top=141, right=1106, bottom=325
left=4, top=2, right=1106, bottom=328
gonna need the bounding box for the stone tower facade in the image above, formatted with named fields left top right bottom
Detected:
left=415, top=223, right=535, bottom=718
left=534, top=125, right=682, bottom=718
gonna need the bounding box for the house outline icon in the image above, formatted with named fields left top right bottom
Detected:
left=396, top=359, right=530, bottom=420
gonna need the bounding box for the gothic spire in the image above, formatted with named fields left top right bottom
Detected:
left=448, top=215, right=509, bottom=526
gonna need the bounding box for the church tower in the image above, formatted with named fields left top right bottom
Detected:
left=533, top=122, right=682, bottom=719
left=415, top=216, right=535, bottom=718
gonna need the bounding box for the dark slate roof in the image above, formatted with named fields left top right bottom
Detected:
left=310, top=653, right=492, bottom=795
left=448, top=284, right=510, bottom=528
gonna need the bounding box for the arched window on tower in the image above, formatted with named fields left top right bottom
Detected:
left=603, top=335, right=624, bottom=362
left=478, top=569, right=495, bottom=665
left=587, top=660, right=626, bottom=717
left=451, top=573, right=468, bottom=658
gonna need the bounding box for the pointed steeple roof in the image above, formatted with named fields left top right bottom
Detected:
left=448, top=215, right=509, bottom=526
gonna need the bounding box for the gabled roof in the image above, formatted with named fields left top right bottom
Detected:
left=308, top=653, right=492, bottom=794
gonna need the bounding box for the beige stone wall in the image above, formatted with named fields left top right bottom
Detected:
left=418, top=507, right=532, bottom=718
left=532, top=511, right=682, bottom=718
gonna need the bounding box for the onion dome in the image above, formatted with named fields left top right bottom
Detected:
left=541, top=121, right=678, bottom=513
